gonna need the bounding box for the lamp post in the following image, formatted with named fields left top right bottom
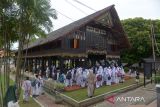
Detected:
left=151, top=23, right=156, bottom=83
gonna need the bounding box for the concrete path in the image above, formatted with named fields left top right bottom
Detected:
left=9, top=71, right=68, bottom=107
left=35, top=93, right=68, bottom=107
left=91, top=84, right=157, bottom=107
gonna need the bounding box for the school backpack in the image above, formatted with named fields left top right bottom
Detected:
left=97, top=75, right=102, bottom=81
left=66, top=72, right=72, bottom=79
left=117, top=71, right=122, bottom=77
left=59, top=74, right=64, bottom=83
left=108, top=76, right=111, bottom=80
left=53, top=73, right=57, bottom=80
left=82, top=77, right=86, bottom=82
left=31, top=80, right=36, bottom=87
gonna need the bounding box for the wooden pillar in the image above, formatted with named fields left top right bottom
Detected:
left=31, top=58, right=33, bottom=73
left=56, top=58, right=60, bottom=68
left=53, top=57, right=56, bottom=67
left=26, top=58, right=29, bottom=71
left=39, top=57, right=42, bottom=75
left=36, top=57, right=40, bottom=74
left=51, top=56, right=54, bottom=65
left=68, top=59, right=70, bottom=69
left=59, top=57, right=64, bottom=73
left=25, top=58, right=27, bottom=70
left=84, top=58, right=87, bottom=68
left=48, top=56, right=52, bottom=77
left=37, top=58, right=40, bottom=66
left=48, top=57, right=52, bottom=67
left=73, top=58, right=76, bottom=68
left=75, top=58, right=79, bottom=67
left=54, top=57, right=56, bottom=66
left=28, top=58, right=31, bottom=72
left=70, top=58, right=73, bottom=68
left=41, top=57, right=45, bottom=76
left=80, top=57, right=84, bottom=67
left=35, top=58, right=37, bottom=73
left=44, top=57, right=46, bottom=66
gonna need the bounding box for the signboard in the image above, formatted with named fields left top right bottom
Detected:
left=144, top=63, right=152, bottom=78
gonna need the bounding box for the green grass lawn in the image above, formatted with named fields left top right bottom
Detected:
left=0, top=74, right=40, bottom=107
left=63, top=78, right=143, bottom=101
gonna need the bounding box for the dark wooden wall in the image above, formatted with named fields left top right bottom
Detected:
left=25, top=21, right=121, bottom=56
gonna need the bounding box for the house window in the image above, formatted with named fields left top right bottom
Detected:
left=86, top=26, right=94, bottom=32
left=101, top=30, right=106, bottom=35
left=70, top=39, right=79, bottom=49
left=94, top=28, right=100, bottom=33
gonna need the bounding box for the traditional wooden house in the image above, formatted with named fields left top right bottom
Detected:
left=21, top=5, right=130, bottom=73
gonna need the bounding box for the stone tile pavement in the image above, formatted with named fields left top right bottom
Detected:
left=35, top=94, right=68, bottom=107
left=90, top=84, right=157, bottom=107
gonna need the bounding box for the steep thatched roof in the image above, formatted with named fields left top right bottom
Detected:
left=24, top=4, right=129, bottom=50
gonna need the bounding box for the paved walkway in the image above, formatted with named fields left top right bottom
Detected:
left=35, top=93, right=68, bottom=107
left=24, top=72, right=71, bottom=107
left=91, top=84, right=157, bottom=107
left=6, top=68, right=67, bottom=107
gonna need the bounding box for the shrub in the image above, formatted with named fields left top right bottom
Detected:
left=124, top=67, right=129, bottom=73
left=44, top=80, right=65, bottom=92
left=53, top=82, right=65, bottom=91
left=155, top=76, right=160, bottom=84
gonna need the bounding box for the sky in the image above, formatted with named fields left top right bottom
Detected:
left=50, top=0, right=160, bottom=31
left=13, top=0, right=160, bottom=49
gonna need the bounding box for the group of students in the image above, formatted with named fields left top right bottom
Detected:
left=22, top=74, right=44, bottom=102
left=49, top=63, right=125, bottom=88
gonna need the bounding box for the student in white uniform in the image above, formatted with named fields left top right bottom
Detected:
left=81, top=68, right=87, bottom=87
left=76, top=67, right=82, bottom=86
left=120, top=66, right=125, bottom=82
left=106, top=66, right=112, bottom=85
left=111, top=65, right=116, bottom=84
left=22, top=77, right=32, bottom=102
left=117, top=66, right=122, bottom=83
left=102, top=65, right=107, bottom=84
left=45, top=66, right=50, bottom=79
left=115, top=66, right=119, bottom=84
left=65, top=70, right=72, bottom=86
left=38, top=75, right=44, bottom=95
left=32, top=74, right=40, bottom=97
left=103, top=65, right=108, bottom=85
left=71, top=68, right=76, bottom=83
left=96, top=66, right=103, bottom=88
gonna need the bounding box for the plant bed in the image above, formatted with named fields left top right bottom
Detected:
left=124, top=75, right=132, bottom=80
left=44, top=80, right=65, bottom=92
left=43, top=87, right=64, bottom=104
left=64, top=85, right=81, bottom=91
left=63, top=78, right=143, bottom=101
left=54, top=94, right=63, bottom=104
left=58, top=78, right=148, bottom=107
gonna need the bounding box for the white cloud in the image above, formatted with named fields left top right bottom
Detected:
left=50, top=0, right=160, bottom=30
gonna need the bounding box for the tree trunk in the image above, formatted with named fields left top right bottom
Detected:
left=15, top=34, right=25, bottom=98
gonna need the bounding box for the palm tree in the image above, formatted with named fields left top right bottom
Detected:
left=0, top=0, right=57, bottom=106
left=15, top=0, right=57, bottom=98
left=0, top=0, right=18, bottom=106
